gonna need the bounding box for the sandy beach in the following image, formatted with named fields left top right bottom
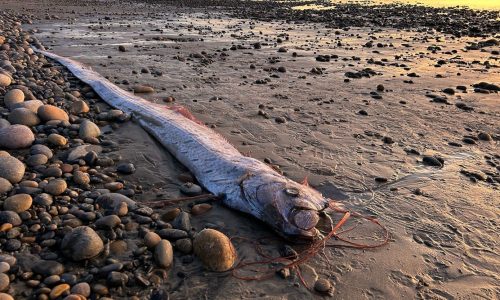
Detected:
left=0, top=0, right=498, bottom=299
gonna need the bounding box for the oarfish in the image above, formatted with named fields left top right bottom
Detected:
left=36, top=49, right=330, bottom=239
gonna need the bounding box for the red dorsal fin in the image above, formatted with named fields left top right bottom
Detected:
left=167, top=105, right=204, bottom=126
left=301, top=176, right=309, bottom=187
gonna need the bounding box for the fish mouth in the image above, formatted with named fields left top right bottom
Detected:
left=289, top=208, right=320, bottom=231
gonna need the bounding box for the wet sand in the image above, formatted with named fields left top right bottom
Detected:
left=1, top=0, right=499, bottom=299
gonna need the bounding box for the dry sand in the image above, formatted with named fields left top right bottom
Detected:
left=2, top=0, right=499, bottom=299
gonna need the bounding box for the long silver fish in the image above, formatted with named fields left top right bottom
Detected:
left=36, top=49, right=330, bottom=239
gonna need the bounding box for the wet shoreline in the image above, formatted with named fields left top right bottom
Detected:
left=1, top=0, right=499, bottom=299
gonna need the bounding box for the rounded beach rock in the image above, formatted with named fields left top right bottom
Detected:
left=12, top=100, right=44, bottom=113
left=71, top=100, right=89, bottom=114
left=61, top=226, right=104, bottom=261
left=0, top=124, right=35, bottom=149
left=0, top=74, right=11, bottom=88
left=0, top=211, right=21, bottom=227
left=4, top=89, right=24, bottom=108
left=79, top=120, right=100, bottom=139
left=44, top=179, right=67, bottom=196
left=47, top=133, right=67, bottom=147
left=71, top=282, right=91, bottom=297
left=37, top=105, right=69, bottom=122
left=0, top=294, right=13, bottom=300
left=154, top=240, right=173, bottom=268
left=144, top=231, right=161, bottom=248
left=0, top=155, right=25, bottom=183
left=7, top=108, right=40, bottom=126
left=193, top=229, right=237, bottom=272
left=3, top=194, right=32, bottom=213
left=0, top=178, right=13, bottom=194
left=133, top=85, right=154, bottom=93
left=0, top=273, right=9, bottom=292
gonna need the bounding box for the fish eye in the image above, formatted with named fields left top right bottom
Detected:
left=284, top=187, right=300, bottom=197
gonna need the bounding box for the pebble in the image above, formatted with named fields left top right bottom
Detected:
left=154, top=240, right=173, bottom=268
left=193, top=228, right=237, bottom=272
left=32, top=260, right=65, bottom=276
left=0, top=124, right=35, bottom=149
left=275, top=116, right=286, bottom=124
left=314, top=278, right=333, bottom=294
left=422, top=155, right=443, bottom=167
left=47, top=133, right=67, bottom=147
left=161, top=208, right=180, bottom=221
left=113, top=201, right=128, bottom=217
left=0, top=255, right=15, bottom=267
left=95, top=215, right=121, bottom=229
left=70, top=100, right=89, bottom=114
left=12, top=100, right=43, bottom=113
left=144, top=231, right=161, bottom=248
left=61, top=226, right=104, bottom=261
left=180, top=182, right=202, bottom=196
left=107, top=272, right=128, bottom=286
left=31, top=144, right=53, bottom=159
left=0, top=120, right=9, bottom=130
left=4, top=90, right=24, bottom=109
left=7, top=108, right=40, bottom=126
left=0, top=178, right=13, bottom=194
left=92, top=283, right=109, bottom=296
left=3, top=194, right=32, bottom=213
left=133, top=85, right=154, bottom=93
left=70, top=282, right=91, bottom=297
left=172, top=212, right=191, bottom=232
left=116, top=163, right=135, bottom=174
left=0, top=74, right=12, bottom=87
left=79, top=120, right=100, bottom=139
left=0, top=155, right=25, bottom=183
left=158, top=228, right=188, bottom=240
left=67, top=144, right=102, bottom=162
left=34, top=193, right=53, bottom=206
left=478, top=132, right=492, bottom=141
left=37, top=105, right=69, bottom=122
left=105, top=182, right=123, bottom=191
left=27, top=154, right=48, bottom=167
left=72, top=170, right=90, bottom=185
left=0, top=274, right=9, bottom=292
left=462, top=137, right=476, bottom=145
left=0, top=262, right=9, bottom=273
left=96, top=193, right=137, bottom=211
left=191, top=203, right=212, bottom=215
left=44, top=179, right=67, bottom=195
left=0, top=293, right=13, bottom=300
left=175, top=238, right=193, bottom=254
left=0, top=211, right=21, bottom=226
left=49, top=283, right=70, bottom=299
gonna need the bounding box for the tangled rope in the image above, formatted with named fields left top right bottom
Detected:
left=230, top=200, right=389, bottom=291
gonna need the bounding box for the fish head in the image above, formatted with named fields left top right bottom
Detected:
left=242, top=173, right=328, bottom=240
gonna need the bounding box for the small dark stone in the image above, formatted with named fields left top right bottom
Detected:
left=462, top=137, right=476, bottom=145
left=275, top=116, right=286, bottom=124
left=382, top=136, right=394, bottom=144
left=422, top=156, right=443, bottom=167
left=32, top=260, right=65, bottom=276
left=116, top=163, right=136, bottom=174
left=442, top=88, right=455, bottom=95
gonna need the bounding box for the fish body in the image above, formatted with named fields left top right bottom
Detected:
left=36, top=49, right=329, bottom=239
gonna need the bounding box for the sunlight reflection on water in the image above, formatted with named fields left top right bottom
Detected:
left=292, top=0, right=500, bottom=10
